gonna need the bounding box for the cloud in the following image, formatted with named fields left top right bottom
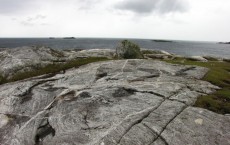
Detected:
left=18, top=14, right=47, bottom=26
left=0, top=0, right=103, bottom=15
left=27, top=15, right=46, bottom=21
left=77, top=0, right=103, bottom=11
left=0, top=0, right=41, bottom=15
left=115, top=0, right=189, bottom=14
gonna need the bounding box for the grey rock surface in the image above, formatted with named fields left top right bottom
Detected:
left=0, top=46, right=64, bottom=77
left=0, top=59, right=229, bottom=145
left=65, top=49, right=115, bottom=59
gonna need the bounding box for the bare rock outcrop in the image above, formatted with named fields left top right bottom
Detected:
left=0, top=46, right=115, bottom=78
left=0, top=46, right=64, bottom=78
left=0, top=59, right=229, bottom=145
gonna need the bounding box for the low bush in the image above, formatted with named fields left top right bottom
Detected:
left=116, top=40, right=143, bottom=59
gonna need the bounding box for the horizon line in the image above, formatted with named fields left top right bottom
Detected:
left=0, top=37, right=221, bottom=42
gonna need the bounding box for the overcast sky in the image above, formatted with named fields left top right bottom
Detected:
left=0, top=0, right=229, bottom=41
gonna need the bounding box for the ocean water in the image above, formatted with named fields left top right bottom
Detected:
left=0, top=38, right=229, bottom=58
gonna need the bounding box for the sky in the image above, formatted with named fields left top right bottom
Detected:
left=0, top=0, right=230, bottom=41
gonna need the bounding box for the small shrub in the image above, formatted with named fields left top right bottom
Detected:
left=116, top=40, right=143, bottom=59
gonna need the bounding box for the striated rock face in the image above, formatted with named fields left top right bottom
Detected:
left=0, top=59, right=229, bottom=145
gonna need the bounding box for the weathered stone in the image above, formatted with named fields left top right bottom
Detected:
left=0, top=59, right=228, bottom=145
left=161, top=107, right=230, bottom=145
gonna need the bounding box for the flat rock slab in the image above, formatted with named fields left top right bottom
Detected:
left=0, top=59, right=229, bottom=145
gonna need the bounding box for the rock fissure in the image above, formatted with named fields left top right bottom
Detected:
left=81, top=108, right=90, bottom=131
left=168, top=98, right=188, bottom=105
left=133, top=89, right=166, bottom=99
left=142, top=123, right=169, bottom=145
left=116, top=100, right=166, bottom=144
left=108, top=60, right=128, bottom=80
left=186, top=85, right=209, bottom=95
left=150, top=106, right=188, bottom=144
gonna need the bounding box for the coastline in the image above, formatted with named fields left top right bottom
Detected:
left=0, top=38, right=229, bottom=59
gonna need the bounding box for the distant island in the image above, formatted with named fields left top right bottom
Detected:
left=152, top=39, right=173, bottom=43
left=63, top=37, right=76, bottom=39
left=218, top=42, right=230, bottom=44
left=48, top=37, right=76, bottom=39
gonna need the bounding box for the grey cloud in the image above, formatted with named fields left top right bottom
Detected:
left=115, top=0, right=189, bottom=14
left=19, top=14, right=47, bottom=26
left=0, top=0, right=40, bottom=15
left=27, top=15, right=46, bottom=21
left=77, top=0, right=102, bottom=10
left=0, top=0, right=101, bottom=15
left=20, top=21, right=34, bottom=26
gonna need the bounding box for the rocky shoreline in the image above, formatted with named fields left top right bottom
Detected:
left=0, top=46, right=229, bottom=145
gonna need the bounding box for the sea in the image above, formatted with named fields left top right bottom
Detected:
left=0, top=38, right=229, bottom=59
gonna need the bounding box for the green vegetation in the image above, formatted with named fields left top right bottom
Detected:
left=165, top=58, right=230, bottom=114
left=0, top=57, right=109, bottom=84
left=116, top=40, right=143, bottom=59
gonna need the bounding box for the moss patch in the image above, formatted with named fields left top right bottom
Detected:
left=165, top=58, right=230, bottom=114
